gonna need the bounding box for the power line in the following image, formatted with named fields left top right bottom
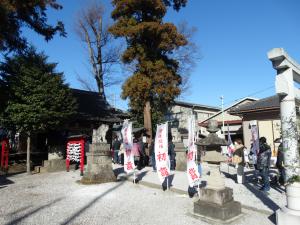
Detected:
left=222, top=85, right=275, bottom=107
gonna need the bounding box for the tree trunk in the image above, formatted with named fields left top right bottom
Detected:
left=97, top=74, right=105, bottom=99
left=27, top=132, right=31, bottom=175
left=144, top=101, right=152, bottom=148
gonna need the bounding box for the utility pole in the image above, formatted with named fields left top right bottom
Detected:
left=220, top=96, right=225, bottom=135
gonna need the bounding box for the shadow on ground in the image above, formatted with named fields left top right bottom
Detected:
left=4, top=197, right=64, bottom=225
left=222, top=169, right=280, bottom=225
left=0, top=175, right=14, bottom=188
left=162, top=174, right=174, bottom=190
left=60, top=181, right=126, bottom=225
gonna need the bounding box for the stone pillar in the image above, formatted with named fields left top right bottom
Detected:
left=269, top=48, right=300, bottom=180
left=268, top=48, right=300, bottom=225
left=276, top=69, right=299, bottom=179
left=174, top=142, right=186, bottom=171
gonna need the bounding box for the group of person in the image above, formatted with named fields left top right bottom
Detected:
left=231, top=136, right=286, bottom=192
left=111, top=132, right=177, bottom=172
left=111, top=135, right=154, bottom=170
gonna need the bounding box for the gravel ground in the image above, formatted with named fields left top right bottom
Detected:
left=0, top=171, right=275, bottom=225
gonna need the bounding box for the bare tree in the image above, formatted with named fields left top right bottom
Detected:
left=173, top=21, right=201, bottom=97
left=75, top=2, right=121, bottom=98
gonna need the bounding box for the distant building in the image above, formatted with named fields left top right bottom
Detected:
left=199, top=97, right=257, bottom=141
left=229, top=95, right=281, bottom=152
left=166, top=100, right=220, bottom=143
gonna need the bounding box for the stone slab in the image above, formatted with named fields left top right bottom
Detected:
left=194, top=199, right=241, bottom=221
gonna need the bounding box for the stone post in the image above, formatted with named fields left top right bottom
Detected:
left=81, top=125, right=116, bottom=184
left=174, top=141, right=186, bottom=171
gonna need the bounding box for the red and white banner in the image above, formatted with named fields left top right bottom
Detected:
left=155, top=123, right=170, bottom=183
left=121, top=120, right=135, bottom=173
left=187, top=115, right=200, bottom=187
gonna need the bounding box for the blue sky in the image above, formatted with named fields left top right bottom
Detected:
left=22, top=0, right=300, bottom=110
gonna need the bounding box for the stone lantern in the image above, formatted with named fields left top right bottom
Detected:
left=194, top=120, right=241, bottom=223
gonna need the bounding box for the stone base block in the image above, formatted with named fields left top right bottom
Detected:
left=276, top=206, right=300, bottom=225
left=194, top=200, right=241, bottom=221
left=81, top=165, right=116, bottom=184
left=200, top=187, right=233, bottom=205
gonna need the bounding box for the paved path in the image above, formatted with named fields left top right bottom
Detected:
left=0, top=164, right=285, bottom=225
left=115, top=163, right=286, bottom=215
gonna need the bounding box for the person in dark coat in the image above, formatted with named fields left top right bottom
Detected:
left=257, top=137, right=272, bottom=192
left=112, top=136, right=121, bottom=164
left=168, top=133, right=176, bottom=171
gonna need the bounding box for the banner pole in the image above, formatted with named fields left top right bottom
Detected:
left=167, top=176, right=169, bottom=190
left=133, top=169, right=136, bottom=184
left=197, top=178, right=200, bottom=198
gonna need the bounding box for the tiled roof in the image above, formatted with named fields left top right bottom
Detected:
left=229, top=95, right=280, bottom=114
left=71, top=89, right=128, bottom=122
left=174, top=100, right=220, bottom=111
left=199, top=97, right=257, bottom=123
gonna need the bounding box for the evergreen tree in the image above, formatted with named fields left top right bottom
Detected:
left=109, top=0, right=187, bottom=143
left=0, top=0, right=66, bottom=52
left=0, top=48, right=77, bottom=174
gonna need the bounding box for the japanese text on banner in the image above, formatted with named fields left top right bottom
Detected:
left=186, top=116, right=200, bottom=187
left=121, top=120, right=135, bottom=173
left=155, top=123, right=170, bottom=183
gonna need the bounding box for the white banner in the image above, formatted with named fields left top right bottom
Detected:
left=187, top=115, right=200, bottom=187
left=155, top=123, right=170, bottom=183
left=121, top=120, right=135, bottom=173
left=250, top=125, right=260, bottom=164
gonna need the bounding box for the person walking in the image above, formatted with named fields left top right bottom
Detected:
left=112, top=136, right=121, bottom=164
left=233, top=138, right=245, bottom=184
left=257, top=137, right=272, bottom=192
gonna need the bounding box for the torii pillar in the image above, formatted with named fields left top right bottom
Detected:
left=268, top=48, right=300, bottom=225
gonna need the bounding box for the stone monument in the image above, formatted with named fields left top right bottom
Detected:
left=194, top=120, right=241, bottom=223
left=81, top=124, right=116, bottom=184
left=174, top=141, right=186, bottom=171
